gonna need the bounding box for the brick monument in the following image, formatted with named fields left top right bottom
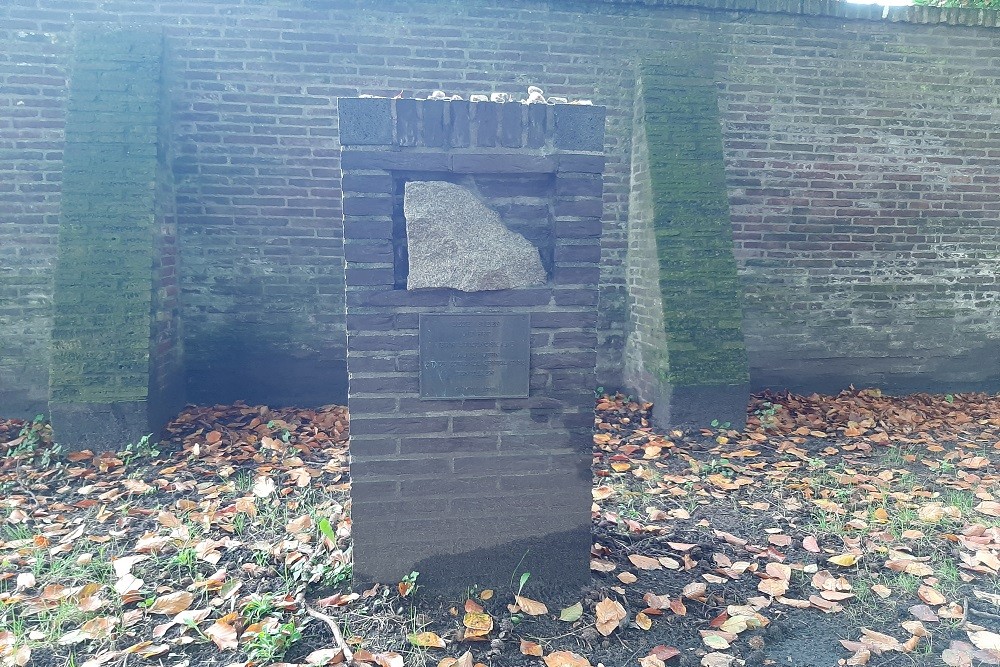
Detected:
left=339, top=96, right=605, bottom=592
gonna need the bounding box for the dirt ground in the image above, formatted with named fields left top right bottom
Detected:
left=0, top=388, right=998, bottom=667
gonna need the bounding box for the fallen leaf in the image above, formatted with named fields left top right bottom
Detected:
left=515, top=596, right=548, bottom=616
left=871, top=584, right=891, bottom=599
left=205, top=617, right=238, bottom=650
left=909, top=605, right=939, bottom=622
left=629, top=554, right=662, bottom=570
left=148, top=591, right=194, bottom=615
left=968, top=630, right=1000, bottom=652
left=112, top=555, right=149, bottom=579
left=975, top=501, right=1000, bottom=517
left=595, top=598, right=627, bottom=636
left=409, top=632, right=446, bottom=648
left=305, top=648, right=344, bottom=665
left=829, top=554, right=859, bottom=567
left=917, top=585, right=946, bottom=606
left=520, top=639, right=544, bottom=657
left=462, top=612, right=493, bottom=637
left=543, top=650, right=592, bottom=667
left=559, top=602, right=583, bottom=622
left=285, top=514, right=313, bottom=534
left=701, top=653, right=736, bottom=667
left=701, top=632, right=731, bottom=650
left=635, top=611, right=652, bottom=631
left=650, top=646, right=681, bottom=661
left=252, top=476, right=276, bottom=498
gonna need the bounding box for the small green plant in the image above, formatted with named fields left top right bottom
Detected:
left=318, top=517, right=336, bottom=544
left=241, top=594, right=277, bottom=625
left=9, top=415, right=59, bottom=465
left=945, top=393, right=955, bottom=404
left=398, top=570, right=420, bottom=598
left=121, top=434, right=159, bottom=463
left=266, top=420, right=292, bottom=443
left=323, top=561, right=352, bottom=588
left=515, top=571, right=530, bottom=598
left=171, top=548, right=198, bottom=577
left=755, top=401, right=780, bottom=429
left=710, top=419, right=732, bottom=429
left=245, top=619, right=302, bottom=663
left=594, top=386, right=605, bottom=398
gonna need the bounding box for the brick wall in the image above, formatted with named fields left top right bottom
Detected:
left=0, top=19, right=65, bottom=416
left=3, top=0, right=1000, bottom=418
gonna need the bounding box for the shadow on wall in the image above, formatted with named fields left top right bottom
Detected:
left=184, top=324, right=348, bottom=408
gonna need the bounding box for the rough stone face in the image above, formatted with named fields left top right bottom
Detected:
left=404, top=181, right=547, bottom=291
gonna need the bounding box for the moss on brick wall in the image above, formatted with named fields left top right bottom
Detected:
left=640, top=55, right=749, bottom=387
left=49, top=29, right=161, bottom=404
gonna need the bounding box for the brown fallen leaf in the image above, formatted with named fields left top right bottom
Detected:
left=205, top=616, right=238, bottom=650
left=635, top=611, right=652, bottom=631
left=515, top=596, right=548, bottom=616
left=650, top=645, right=681, bottom=661
left=968, top=630, right=1000, bottom=652
left=975, top=501, right=1000, bottom=517
left=543, top=650, right=592, bottom=667
left=917, top=585, right=946, bottom=606
left=595, top=598, right=627, bottom=636
left=148, top=591, right=194, bottom=616
left=629, top=554, right=662, bottom=570
left=520, top=639, right=544, bottom=657
left=909, top=605, right=939, bottom=622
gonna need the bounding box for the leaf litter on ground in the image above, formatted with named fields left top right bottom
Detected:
left=0, top=387, right=998, bottom=666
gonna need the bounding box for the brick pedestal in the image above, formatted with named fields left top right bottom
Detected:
left=340, top=97, right=605, bottom=593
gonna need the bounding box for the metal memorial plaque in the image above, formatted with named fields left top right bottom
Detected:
left=419, top=314, right=530, bottom=399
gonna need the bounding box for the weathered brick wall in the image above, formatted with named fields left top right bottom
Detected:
left=47, top=28, right=175, bottom=450
left=341, top=98, right=603, bottom=589
left=0, top=21, right=65, bottom=416
left=150, top=40, right=186, bottom=429
left=625, top=54, right=751, bottom=428
left=3, top=0, right=1000, bottom=416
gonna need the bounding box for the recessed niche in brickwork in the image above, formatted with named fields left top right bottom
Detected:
left=340, top=97, right=606, bottom=593
left=390, top=174, right=556, bottom=289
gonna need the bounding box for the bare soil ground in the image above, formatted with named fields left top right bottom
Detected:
left=0, top=388, right=998, bottom=667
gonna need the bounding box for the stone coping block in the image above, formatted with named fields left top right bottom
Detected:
left=338, top=98, right=607, bottom=152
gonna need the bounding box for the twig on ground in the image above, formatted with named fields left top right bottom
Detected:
left=306, top=604, right=354, bottom=664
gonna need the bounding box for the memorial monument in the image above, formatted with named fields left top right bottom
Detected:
left=339, top=96, right=606, bottom=592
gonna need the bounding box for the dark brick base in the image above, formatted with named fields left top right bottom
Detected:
left=353, top=524, right=592, bottom=597
left=646, top=382, right=751, bottom=432
left=186, top=355, right=348, bottom=408
left=48, top=401, right=158, bottom=452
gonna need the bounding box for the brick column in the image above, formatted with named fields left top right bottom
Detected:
left=48, top=28, right=181, bottom=450
left=624, top=54, right=751, bottom=430
left=340, top=97, right=605, bottom=593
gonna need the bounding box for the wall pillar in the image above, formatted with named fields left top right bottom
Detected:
left=624, top=54, right=751, bottom=429
left=48, top=28, right=182, bottom=450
